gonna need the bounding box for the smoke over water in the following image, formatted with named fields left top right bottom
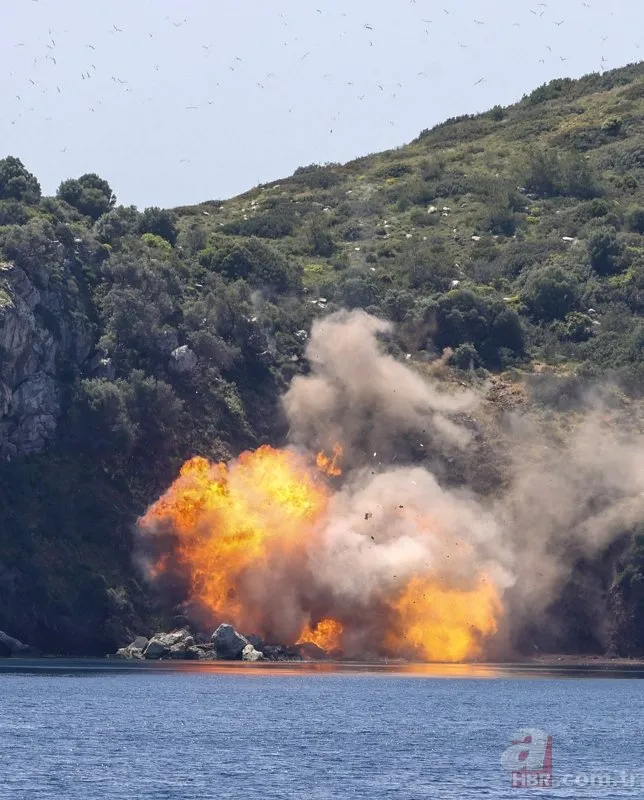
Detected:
left=137, top=310, right=644, bottom=661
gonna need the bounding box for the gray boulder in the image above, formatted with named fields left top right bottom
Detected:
left=115, top=646, right=144, bottom=660
left=241, top=644, right=264, bottom=662
left=115, top=635, right=149, bottom=660
left=185, top=645, right=211, bottom=660
left=168, top=345, right=198, bottom=375
left=0, top=630, right=35, bottom=656
left=211, top=623, right=249, bottom=660
left=144, top=629, right=194, bottom=660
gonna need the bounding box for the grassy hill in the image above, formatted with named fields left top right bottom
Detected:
left=175, top=60, right=644, bottom=390
left=1, top=61, right=644, bottom=654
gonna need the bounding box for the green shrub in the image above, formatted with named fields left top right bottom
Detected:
left=449, top=343, right=481, bottom=369
left=524, top=149, right=600, bottom=199
left=57, top=173, right=115, bottom=220
left=141, top=233, right=172, bottom=252
left=138, top=207, right=178, bottom=245
left=522, top=264, right=580, bottom=320
left=94, top=206, right=141, bottom=245
left=222, top=204, right=295, bottom=238
left=561, top=311, right=594, bottom=342
left=588, top=228, right=623, bottom=275
left=307, top=221, right=335, bottom=256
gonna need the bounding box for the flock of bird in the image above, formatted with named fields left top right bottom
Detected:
left=2, top=1, right=641, bottom=203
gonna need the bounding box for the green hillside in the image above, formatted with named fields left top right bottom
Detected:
left=1, top=61, right=644, bottom=655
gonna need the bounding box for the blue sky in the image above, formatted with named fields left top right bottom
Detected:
left=2, top=0, right=642, bottom=208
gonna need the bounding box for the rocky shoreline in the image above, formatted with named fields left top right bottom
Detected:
left=114, top=623, right=326, bottom=662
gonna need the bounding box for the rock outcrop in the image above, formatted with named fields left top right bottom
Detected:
left=168, top=345, right=198, bottom=375
left=0, top=261, right=93, bottom=459
left=0, top=629, right=37, bottom=656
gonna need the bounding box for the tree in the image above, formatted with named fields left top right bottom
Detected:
left=57, top=173, right=115, bottom=220
left=450, top=343, right=481, bottom=370
left=138, top=207, right=178, bottom=245
left=198, top=238, right=301, bottom=294
left=0, top=156, right=41, bottom=204
left=588, top=228, right=623, bottom=275
left=94, top=206, right=141, bottom=245
left=522, top=265, right=579, bottom=320
left=433, top=289, right=523, bottom=367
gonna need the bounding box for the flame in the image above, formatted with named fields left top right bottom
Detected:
left=297, top=618, right=344, bottom=652
left=140, top=444, right=503, bottom=662
left=315, top=443, right=343, bottom=477
left=141, top=446, right=329, bottom=631
left=383, top=575, right=501, bottom=663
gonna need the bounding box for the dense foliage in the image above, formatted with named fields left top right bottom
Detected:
left=1, top=60, right=644, bottom=654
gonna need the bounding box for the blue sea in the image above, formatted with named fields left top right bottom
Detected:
left=1, top=660, right=643, bottom=799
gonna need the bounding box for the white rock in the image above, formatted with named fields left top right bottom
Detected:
left=169, top=345, right=198, bottom=375
left=242, top=644, right=264, bottom=662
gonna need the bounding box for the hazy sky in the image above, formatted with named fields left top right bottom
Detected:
left=2, top=0, right=642, bottom=208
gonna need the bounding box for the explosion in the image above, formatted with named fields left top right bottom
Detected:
left=140, top=442, right=502, bottom=662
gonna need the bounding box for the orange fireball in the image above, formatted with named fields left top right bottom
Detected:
left=139, top=444, right=503, bottom=662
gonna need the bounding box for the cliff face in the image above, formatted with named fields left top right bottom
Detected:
left=0, top=260, right=94, bottom=459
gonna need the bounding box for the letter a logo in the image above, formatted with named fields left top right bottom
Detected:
left=500, top=728, right=553, bottom=788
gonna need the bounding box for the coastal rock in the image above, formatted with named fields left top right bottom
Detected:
left=211, top=623, right=249, bottom=660
left=186, top=645, right=213, bottom=660
left=115, top=635, right=149, bottom=659
left=115, top=646, right=144, bottom=660
left=0, top=630, right=35, bottom=656
left=241, top=644, right=264, bottom=662
left=262, top=644, right=304, bottom=662
left=297, top=642, right=329, bottom=661
left=144, top=628, right=194, bottom=660
left=169, top=639, right=196, bottom=659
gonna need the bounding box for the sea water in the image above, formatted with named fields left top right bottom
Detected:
left=1, top=660, right=642, bottom=799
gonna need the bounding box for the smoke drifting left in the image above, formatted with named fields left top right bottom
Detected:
left=137, top=310, right=644, bottom=661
